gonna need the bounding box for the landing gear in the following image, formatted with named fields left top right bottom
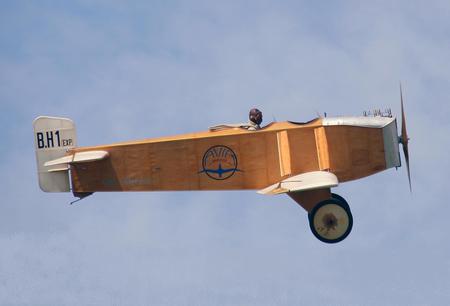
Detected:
left=331, top=193, right=349, bottom=209
left=308, top=198, right=353, bottom=243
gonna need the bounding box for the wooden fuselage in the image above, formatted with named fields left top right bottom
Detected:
left=69, top=118, right=394, bottom=193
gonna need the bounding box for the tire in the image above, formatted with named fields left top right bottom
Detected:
left=308, top=199, right=353, bottom=243
left=331, top=193, right=350, bottom=210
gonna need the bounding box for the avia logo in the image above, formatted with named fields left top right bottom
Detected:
left=198, top=145, right=242, bottom=180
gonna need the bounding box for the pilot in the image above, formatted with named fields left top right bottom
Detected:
left=248, top=108, right=263, bottom=130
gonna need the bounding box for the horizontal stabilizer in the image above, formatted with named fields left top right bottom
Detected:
left=44, top=150, right=109, bottom=167
left=257, top=171, right=338, bottom=195
left=47, top=166, right=70, bottom=172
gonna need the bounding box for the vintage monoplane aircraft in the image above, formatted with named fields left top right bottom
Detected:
left=33, top=90, right=410, bottom=243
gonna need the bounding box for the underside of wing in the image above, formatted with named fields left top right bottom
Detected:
left=257, top=171, right=338, bottom=195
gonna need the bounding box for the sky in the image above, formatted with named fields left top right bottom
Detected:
left=1, top=0, right=450, bottom=305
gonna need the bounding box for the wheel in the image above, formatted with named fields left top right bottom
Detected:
left=331, top=193, right=350, bottom=210
left=308, top=199, right=353, bottom=243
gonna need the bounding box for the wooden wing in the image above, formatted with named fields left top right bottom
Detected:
left=257, top=171, right=338, bottom=195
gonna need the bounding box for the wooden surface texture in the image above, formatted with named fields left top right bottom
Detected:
left=70, top=119, right=387, bottom=192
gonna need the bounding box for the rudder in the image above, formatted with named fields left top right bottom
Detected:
left=33, top=116, right=77, bottom=192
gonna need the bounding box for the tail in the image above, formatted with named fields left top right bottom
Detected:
left=33, top=116, right=77, bottom=192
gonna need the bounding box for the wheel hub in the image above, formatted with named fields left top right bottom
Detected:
left=322, top=213, right=338, bottom=230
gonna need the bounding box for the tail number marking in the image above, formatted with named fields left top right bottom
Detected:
left=36, top=131, right=73, bottom=149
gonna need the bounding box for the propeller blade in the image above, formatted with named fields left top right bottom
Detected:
left=402, top=137, right=412, bottom=192
left=400, top=84, right=412, bottom=192
left=400, top=84, right=408, bottom=148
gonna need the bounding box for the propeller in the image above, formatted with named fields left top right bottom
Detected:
left=399, top=84, right=412, bottom=192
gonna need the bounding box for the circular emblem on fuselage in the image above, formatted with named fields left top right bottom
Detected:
left=199, top=145, right=241, bottom=180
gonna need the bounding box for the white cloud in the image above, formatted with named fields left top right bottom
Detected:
left=1, top=0, right=450, bottom=305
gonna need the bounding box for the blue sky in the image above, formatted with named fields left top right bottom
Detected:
left=1, top=1, right=450, bottom=305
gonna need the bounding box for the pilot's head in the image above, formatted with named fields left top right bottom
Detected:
left=249, top=108, right=263, bottom=125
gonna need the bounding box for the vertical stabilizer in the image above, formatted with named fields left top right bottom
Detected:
left=33, top=116, right=77, bottom=192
